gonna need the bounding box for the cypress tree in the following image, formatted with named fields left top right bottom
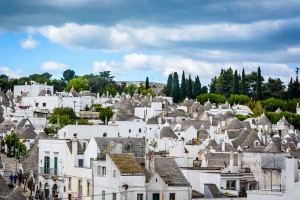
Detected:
left=256, top=67, right=262, bottom=100
left=166, top=74, right=173, bottom=96
left=187, top=74, right=193, bottom=99
left=232, top=70, right=239, bottom=94
left=287, top=77, right=293, bottom=99
left=193, top=76, right=201, bottom=98
left=180, top=71, right=186, bottom=100
left=241, top=68, right=246, bottom=95
left=145, top=77, right=150, bottom=90
left=209, top=77, right=217, bottom=93
left=171, top=72, right=180, bottom=103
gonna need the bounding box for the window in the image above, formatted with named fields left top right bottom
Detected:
left=87, top=181, right=90, bottom=195
left=102, top=191, right=105, bottom=200
left=139, top=128, right=142, bottom=133
left=54, top=157, right=58, bottom=175
left=64, top=186, right=66, bottom=192
left=97, top=166, right=101, bottom=176
left=103, top=133, right=107, bottom=137
left=44, top=156, right=50, bottom=174
left=35, top=103, right=39, bottom=107
left=68, top=178, right=71, bottom=190
left=226, top=180, right=236, bottom=190
left=102, top=167, right=106, bottom=176
left=169, top=193, right=175, bottom=200
left=113, top=170, right=116, bottom=177
left=129, top=129, right=131, bottom=133
left=137, top=194, right=143, bottom=200
left=43, top=103, right=46, bottom=107
left=78, top=180, right=82, bottom=197
left=78, top=159, right=84, bottom=167
left=112, top=193, right=117, bottom=200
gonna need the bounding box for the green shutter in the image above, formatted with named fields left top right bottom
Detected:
left=54, top=157, right=58, bottom=175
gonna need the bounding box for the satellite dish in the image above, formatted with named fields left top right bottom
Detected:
left=125, top=141, right=133, bottom=150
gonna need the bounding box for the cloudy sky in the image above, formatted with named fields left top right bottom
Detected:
left=0, top=0, right=300, bottom=85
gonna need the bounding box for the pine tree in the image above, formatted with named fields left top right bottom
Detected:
left=193, top=76, right=201, bottom=98
left=232, top=70, right=239, bottom=94
left=287, top=77, right=293, bottom=99
left=166, top=74, right=173, bottom=96
left=241, top=68, right=246, bottom=95
left=187, top=74, right=193, bottom=99
left=216, top=68, right=233, bottom=98
left=171, top=72, right=180, bottom=103
left=180, top=71, right=186, bottom=101
left=145, top=77, right=150, bottom=90
left=209, top=77, right=217, bottom=93
left=256, top=67, right=262, bottom=100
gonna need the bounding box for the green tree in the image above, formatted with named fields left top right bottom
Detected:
left=166, top=74, right=173, bottom=96
left=187, top=74, right=193, bottom=99
left=63, top=69, right=75, bottom=83
left=209, top=77, right=217, bottom=93
left=99, top=71, right=115, bottom=84
left=232, top=70, right=239, bottom=94
left=124, top=83, right=138, bottom=96
left=99, top=107, right=113, bottom=125
left=252, top=101, right=265, bottom=117
left=65, top=77, right=89, bottom=92
left=49, top=107, right=76, bottom=126
left=193, top=76, right=201, bottom=98
left=228, top=94, right=251, bottom=105
left=180, top=71, right=186, bottom=101
left=197, top=93, right=226, bottom=104
left=262, top=77, right=285, bottom=99
left=4, top=133, right=27, bottom=156
left=145, top=77, right=150, bottom=90
left=216, top=68, right=233, bottom=98
left=201, top=86, right=208, bottom=94
left=171, top=72, right=180, bottom=103
left=256, top=67, right=262, bottom=100
left=240, top=68, right=247, bottom=95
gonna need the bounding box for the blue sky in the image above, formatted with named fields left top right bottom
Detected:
left=0, top=0, right=300, bottom=85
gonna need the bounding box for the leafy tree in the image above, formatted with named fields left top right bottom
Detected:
left=105, top=85, right=117, bottom=96
left=256, top=67, right=262, bottom=100
left=180, top=71, right=186, bottom=101
left=99, top=71, right=115, bottom=84
left=4, top=133, right=27, bottom=156
left=252, top=101, right=265, bottom=117
left=187, top=74, right=193, bottom=99
left=228, top=94, right=251, bottom=105
left=124, top=83, right=138, bottom=96
left=63, top=69, right=75, bottom=83
left=0, top=74, right=10, bottom=91
left=209, top=77, right=217, bottom=93
left=42, top=72, right=52, bottom=80
left=166, top=74, right=173, bottom=96
left=232, top=70, right=239, bottom=94
left=141, top=88, right=155, bottom=97
left=193, top=76, right=201, bottom=98
left=262, top=77, right=285, bottom=99
left=65, top=77, right=89, bottom=92
left=99, top=107, right=113, bottom=124
left=51, top=79, right=67, bottom=92
left=201, top=86, right=208, bottom=94
left=145, top=77, right=150, bottom=90
left=78, top=119, right=92, bottom=125
left=49, top=107, right=76, bottom=126
left=197, top=93, right=226, bottom=104
left=171, top=72, right=180, bottom=103
left=261, top=98, right=286, bottom=112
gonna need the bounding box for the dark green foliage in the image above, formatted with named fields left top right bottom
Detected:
left=256, top=67, right=262, bottom=100
left=193, top=76, right=201, bottom=98
left=172, top=72, right=180, bottom=103
left=124, top=83, right=138, bottom=96
left=180, top=71, right=186, bottom=100
left=265, top=111, right=300, bottom=130
left=201, top=86, right=208, bottom=94
left=262, top=77, right=285, bottom=99
left=65, top=77, right=89, bottom=92
left=235, top=115, right=251, bottom=121
left=4, top=133, right=27, bottom=156
left=216, top=68, right=234, bottom=98
left=166, top=74, right=173, bottom=96
left=232, top=70, right=239, bottom=94
left=197, top=93, right=226, bottom=104
left=77, top=119, right=92, bottom=125
left=209, top=77, right=217, bottom=93
left=92, top=104, right=113, bottom=124
left=187, top=74, right=193, bottom=99
left=240, top=68, right=247, bottom=95
left=63, top=69, right=75, bottom=82
left=145, top=77, right=150, bottom=90
left=49, top=107, right=76, bottom=126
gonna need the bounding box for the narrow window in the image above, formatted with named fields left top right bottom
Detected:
left=137, top=193, right=144, bottom=200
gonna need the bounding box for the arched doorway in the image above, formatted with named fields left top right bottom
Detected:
left=52, top=184, right=58, bottom=199
left=44, top=183, right=50, bottom=199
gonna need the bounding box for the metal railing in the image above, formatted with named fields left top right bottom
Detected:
left=39, top=167, right=60, bottom=176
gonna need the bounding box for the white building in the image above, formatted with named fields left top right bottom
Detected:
left=14, top=81, right=53, bottom=97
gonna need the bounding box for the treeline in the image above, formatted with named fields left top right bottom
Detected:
left=166, top=71, right=208, bottom=103
left=209, top=67, right=300, bottom=100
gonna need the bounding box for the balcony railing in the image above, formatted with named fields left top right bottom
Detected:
left=40, top=167, right=60, bottom=176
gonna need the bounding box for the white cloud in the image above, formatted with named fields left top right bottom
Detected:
left=91, top=53, right=295, bottom=85
left=0, top=66, right=23, bottom=78
left=20, top=35, right=39, bottom=49
left=35, top=17, right=298, bottom=51
left=40, top=61, right=68, bottom=71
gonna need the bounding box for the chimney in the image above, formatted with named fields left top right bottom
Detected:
left=237, top=149, right=242, bottom=167
left=149, top=157, right=155, bottom=172
left=206, top=145, right=211, bottom=154
left=229, top=151, right=234, bottom=172
left=209, top=116, right=212, bottom=124
left=221, top=140, right=225, bottom=152
left=158, top=117, right=162, bottom=124
left=72, top=133, right=78, bottom=166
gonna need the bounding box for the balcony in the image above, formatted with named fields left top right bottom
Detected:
left=39, top=167, right=61, bottom=178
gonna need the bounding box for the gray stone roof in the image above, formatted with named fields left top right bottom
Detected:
left=191, top=102, right=201, bottom=112
left=160, top=126, right=177, bottom=139
left=226, top=130, right=241, bottom=140
left=205, top=152, right=238, bottom=168
left=241, top=131, right=263, bottom=148
left=256, top=114, right=271, bottom=126
left=38, top=89, right=46, bottom=96
left=240, top=121, right=251, bottom=130
left=20, top=144, right=39, bottom=178
left=68, top=87, right=79, bottom=97
left=199, top=111, right=210, bottom=121
left=0, top=174, right=11, bottom=198
left=224, top=111, right=234, bottom=119
left=289, top=150, right=300, bottom=158
left=17, top=126, right=37, bottom=140
left=197, top=106, right=205, bottom=117
left=14, top=118, right=34, bottom=134
left=204, top=101, right=212, bottom=110
left=232, top=128, right=250, bottom=149
left=2, top=187, right=26, bottom=200
left=197, top=125, right=209, bottom=140
left=182, top=120, right=211, bottom=130
left=154, top=157, right=190, bottom=186
left=0, top=118, right=15, bottom=133
left=147, top=116, right=165, bottom=124
left=94, top=137, right=145, bottom=157
left=79, top=90, right=95, bottom=97
left=226, top=118, right=243, bottom=130
left=263, top=141, right=282, bottom=153
left=214, top=143, right=236, bottom=152
left=213, top=113, right=226, bottom=121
